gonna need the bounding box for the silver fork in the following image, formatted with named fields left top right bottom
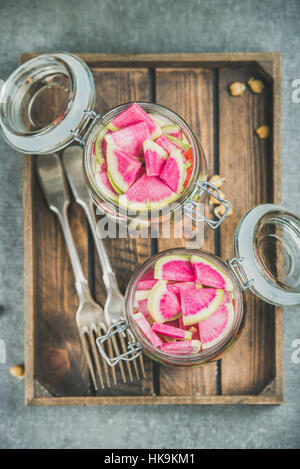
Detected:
left=62, top=145, right=145, bottom=381
left=36, top=153, right=112, bottom=390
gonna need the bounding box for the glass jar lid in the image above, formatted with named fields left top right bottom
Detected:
left=0, top=52, right=95, bottom=154
left=233, top=204, right=300, bottom=306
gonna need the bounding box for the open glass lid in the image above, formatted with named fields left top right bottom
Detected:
left=233, top=204, right=300, bottom=306
left=0, top=52, right=95, bottom=154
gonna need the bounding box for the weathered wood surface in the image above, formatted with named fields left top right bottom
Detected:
left=22, top=53, right=283, bottom=406
left=156, top=68, right=218, bottom=396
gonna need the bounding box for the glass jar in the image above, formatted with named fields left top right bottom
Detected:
left=96, top=204, right=300, bottom=368
left=0, top=52, right=230, bottom=230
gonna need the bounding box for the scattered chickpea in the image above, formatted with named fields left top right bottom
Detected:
left=256, top=125, right=270, bottom=139
left=9, top=364, right=25, bottom=379
left=208, top=174, right=225, bottom=188
left=229, top=82, right=246, bottom=96
left=248, top=77, right=264, bottom=94
left=214, top=204, right=233, bottom=219
left=209, top=189, right=226, bottom=206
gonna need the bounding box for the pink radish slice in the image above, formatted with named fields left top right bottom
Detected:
left=191, top=255, right=233, bottom=291
left=106, top=144, right=142, bottom=193
left=144, top=139, right=168, bottom=176
left=180, top=288, right=223, bottom=325
left=148, top=280, right=181, bottom=323
left=134, top=313, right=162, bottom=347
left=160, top=149, right=185, bottom=194
left=162, top=125, right=182, bottom=140
left=220, top=290, right=232, bottom=304
left=105, top=121, right=150, bottom=159
left=160, top=340, right=201, bottom=355
left=137, top=299, right=150, bottom=319
left=156, top=134, right=180, bottom=155
left=137, top=279, right=158, bottom=290
left=167, top=281, right=195, bottom=299
left=152, top=322, right=192, bottom=340
left=95, top=170, right=119, bottom=203
left=108, top=102, right=162, bottom=140
left=119, top=173, right=177, bottom=211
left=198, top=303, right=234, bottom=349
left=154, top=254, right=195, bottom=282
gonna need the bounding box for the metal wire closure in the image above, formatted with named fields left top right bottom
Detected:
left=226, top=257, right=254, bottom=291
left=184, top=181, right=232, bottom=229
left=71, top=110, right=101, bottom=146
left=96, top=320, right=143, bottom=367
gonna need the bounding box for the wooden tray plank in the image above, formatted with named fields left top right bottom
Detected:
left=218, top=66, right=277, bottom=395
left=92, top=68, right=154, bottom=395
left=34, top=166, right=92, bottom=396
left=155, top=68, right=218, bottom=395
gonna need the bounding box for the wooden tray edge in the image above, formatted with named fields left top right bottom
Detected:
left=22, top=52, right=283, bottom=406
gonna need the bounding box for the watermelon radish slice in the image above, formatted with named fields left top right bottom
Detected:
left=166, top=134, right=190, bottom=151
left=167, top=281, right=195, bottom=299
left=135, top=289, right=150, bottom=302
left=137, top=278, right=158, bottom=290
left=154, top=254, right=195, bottom=282
left=94, top=126, right=111, bottom=170
left=198, top=303, right=234, bottom=349
left=143, top=139, right=168, bottom=176
left=191, top=255, right=234, bottom=291
left=147, top=176, right=177, bottom=210
left=119, top=173, right=177, bottom=211
left=106, top=144, right=142, bottom=193
left=152, top=322, right=192, bottom=340
left=105, top=121, right=150, bottom=159
left=95, top=170, right=119, bottom=203
left=220, top=290, right=232, bottom=305
left=137, top=298, right=151, bottom=320
left=119, top=172, right=149, bottom=210
left=156, top=134, right=179, bottom=155
left=160, top=149, right=185, bottom=194
left=108, top=103, right=162, bottom=140
left=148, top=280, right=181, bottom=323
left=181, top=288, right=223, bottom=326
left=161, top=340, right=201, bottom=355
left=178, top=318, right=199, bottom=340
left=134, top=312, right=163, bottom=347
left=183, top=148, right=193, bottom=189
left=162, top=124, right=182, bottom=140
left=137, top=279, right=158, bottom=290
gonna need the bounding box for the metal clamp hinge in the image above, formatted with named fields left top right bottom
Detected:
left=96, top=320, right=142, bottom=367
left=184, top=181, right=232, bottom=229
left=226, top=257, right=254, bottom=291
left=71, top=110, right=101, bottom=146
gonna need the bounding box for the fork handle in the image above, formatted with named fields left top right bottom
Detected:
left=57, top=206, right=92, bottom=303
left=83, top=199, right=122, bottom=293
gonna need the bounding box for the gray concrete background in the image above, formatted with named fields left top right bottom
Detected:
left=0, top=0, right=300, bottom=449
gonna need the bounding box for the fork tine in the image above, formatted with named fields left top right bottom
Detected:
left=118, top=333, right=134, bottom=382
left=96, top=325, right=114, bottom=387
left=111, top=334, right=127, bottom=384
left=127, top=333, right=140, bottom=380
left=139, top=354, right=146, bottom=379
left=79, top=332, right=98, bottom=391
left=89, top=329, right=106, bottom=389
left=106, top=337, right=117, bottom=386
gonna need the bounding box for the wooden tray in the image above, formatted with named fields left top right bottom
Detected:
left=23, top=52, right=283, bottom=406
